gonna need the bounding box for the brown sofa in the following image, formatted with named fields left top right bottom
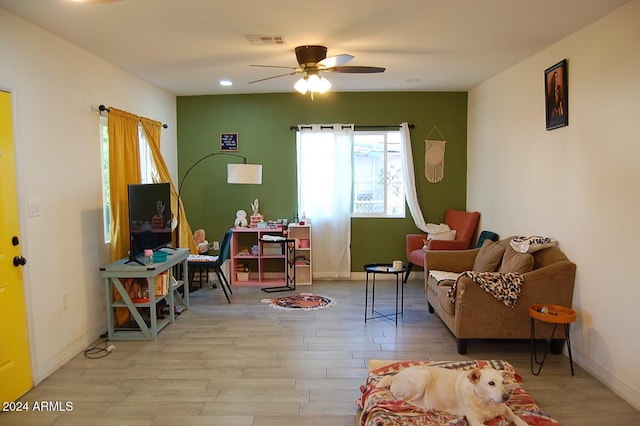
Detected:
left=424, top=237, right=576, bottom=354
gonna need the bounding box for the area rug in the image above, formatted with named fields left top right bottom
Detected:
left=261, top=293, right=336, bottom=311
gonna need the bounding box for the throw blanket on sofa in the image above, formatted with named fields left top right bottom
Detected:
left=447, top=271, right=524, bottom=308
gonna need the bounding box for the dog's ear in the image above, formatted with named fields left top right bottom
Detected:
left=467, top=368, right=482, bottom=384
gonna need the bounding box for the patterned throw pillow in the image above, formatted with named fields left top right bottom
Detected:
left=510, top=236, right=557, bottom=253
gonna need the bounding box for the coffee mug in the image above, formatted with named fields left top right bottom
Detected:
left=392, top=260, right=403, bottom=271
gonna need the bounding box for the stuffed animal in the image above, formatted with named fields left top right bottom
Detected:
left=234, top=210, right=248, bottom=227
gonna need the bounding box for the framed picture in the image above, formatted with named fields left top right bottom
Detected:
left=220, top=132, right=238, bottom=151
left=545, top=59, right=568, bottom=130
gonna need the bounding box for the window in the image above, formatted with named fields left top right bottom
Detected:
left=138, top=126, right=156, bottom=184
left=352, top=131, right=405, bottom=218
left=100, top=117, right=154, bottom=243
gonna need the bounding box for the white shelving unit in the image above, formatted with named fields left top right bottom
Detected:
left=288, top=224, right=312, bottom=286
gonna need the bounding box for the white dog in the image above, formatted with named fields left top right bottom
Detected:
left=376, top=365, right=528, bottom=426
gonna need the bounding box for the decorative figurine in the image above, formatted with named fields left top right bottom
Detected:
left=234, top=210, right=248, bottom=228
left=250, top=199, right=264, bottom=228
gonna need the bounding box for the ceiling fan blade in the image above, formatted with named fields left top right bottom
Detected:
left=248, top=71, right=301, bottom=84
left=250, top=64, right=300, bottom=70
left=326, top=66, right=386, bottom=74
left=317, top=54, right=353, bottom=69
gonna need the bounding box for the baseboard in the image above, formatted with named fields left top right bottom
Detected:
left=32, top=323, right=106, bottom=386
left=573, top=348, right=640, bottom=411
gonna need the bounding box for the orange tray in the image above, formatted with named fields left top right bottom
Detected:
left=529, top=304, right=576, bottom=324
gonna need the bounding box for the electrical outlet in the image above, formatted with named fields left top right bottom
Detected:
left=212, top=241, right=220, bottom=250
left=28, top=199, right=41, bottom=217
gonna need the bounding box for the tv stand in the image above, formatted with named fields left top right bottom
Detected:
left=125, top=257, right=146, bottom=266
left=100, top=248, right=189, bottom=340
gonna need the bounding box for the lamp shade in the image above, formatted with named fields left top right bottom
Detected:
left=227, top=163, right=262, bottom=184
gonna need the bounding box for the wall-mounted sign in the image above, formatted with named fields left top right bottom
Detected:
left=220, top=133, right=238, bottom=151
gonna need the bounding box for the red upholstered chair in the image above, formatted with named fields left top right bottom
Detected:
left=404, top=209, right=480, bottom=282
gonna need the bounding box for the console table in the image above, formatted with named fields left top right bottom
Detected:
left=100, top=248, right=189, bottom=340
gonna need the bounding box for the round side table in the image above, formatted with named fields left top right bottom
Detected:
left=364, top=263, right=406, bottom=326
left=529, top=304, right=577, bottom=376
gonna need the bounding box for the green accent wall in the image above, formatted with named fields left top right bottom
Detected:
left=176, top=91, right=467, bottom=272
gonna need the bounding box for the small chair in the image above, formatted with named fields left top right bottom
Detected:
left=476, top=230, right=499, bottom=248
left=405, top=209, right=480, bottom=282
left=188, top=229, right=233, bottom=303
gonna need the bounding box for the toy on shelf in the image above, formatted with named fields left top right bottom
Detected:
left=234, top=209, right=248, bottom=227
left=250, top=199, right=264, bottom=227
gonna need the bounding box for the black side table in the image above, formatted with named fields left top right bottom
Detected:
left=364, top=263, right=406, bottom=326
left=261, top=238, right=296, bottom=293
left=529, top=304, right=577, bottom=376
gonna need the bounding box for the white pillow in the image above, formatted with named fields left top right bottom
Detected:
left=426, top=223, right=457, bottom=241
left=428, top=230, right=457, bottom=241
left=426, top=223, right=451, bottom=234
left=510, top=236, right=557, bottom=253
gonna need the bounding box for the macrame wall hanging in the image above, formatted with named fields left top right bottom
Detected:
left=425, top=126, right=447, bottom=183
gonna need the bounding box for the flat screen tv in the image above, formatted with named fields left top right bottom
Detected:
left=127, top=183, right=172, bottom=263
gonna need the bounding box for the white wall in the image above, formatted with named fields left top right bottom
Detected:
left=468, top=0, right=640, bottom=410
left=0, top=9, right=177, bottom=384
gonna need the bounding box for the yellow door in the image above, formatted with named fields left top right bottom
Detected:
left=0, top=90, right=33, bottom=401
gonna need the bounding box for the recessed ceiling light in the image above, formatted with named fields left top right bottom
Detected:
left=219, top=80, right=233, bottom=87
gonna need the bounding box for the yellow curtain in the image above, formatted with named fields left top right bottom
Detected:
left=108, top=108, right=141, bottom=261
left=141, top=118, right=197, bottom=254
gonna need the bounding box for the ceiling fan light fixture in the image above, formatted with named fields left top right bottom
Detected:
left=294, top=74, right=331, bottom=95
left=315, top=75, right=332, bottom=94
left=294, top=76, right=309, bottom=94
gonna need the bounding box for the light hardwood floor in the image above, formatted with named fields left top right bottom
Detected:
left=4, top=279, right=639, bottom=425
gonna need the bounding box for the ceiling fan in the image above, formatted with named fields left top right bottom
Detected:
left=249, top=45, right=385, bottom=97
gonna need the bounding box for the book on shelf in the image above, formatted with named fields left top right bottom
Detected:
left=155, top=271, right=168, bottom=296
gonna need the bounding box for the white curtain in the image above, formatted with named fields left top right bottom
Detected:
left=400, top=122, right=428, bottom=232
left=297, top=124, right=353, bottom=279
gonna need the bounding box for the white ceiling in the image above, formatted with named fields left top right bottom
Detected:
left=0, top=0, right=630, bottom=96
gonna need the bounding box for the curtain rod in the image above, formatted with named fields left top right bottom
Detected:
left=98, top=104, right=168, bottom=129
left=289, top=123, right=414, bottom=131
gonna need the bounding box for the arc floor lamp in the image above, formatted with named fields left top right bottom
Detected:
left=176, top=152, right=262, bottom=248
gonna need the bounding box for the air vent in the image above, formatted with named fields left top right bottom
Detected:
left=245, top=35, right=286, bottom=46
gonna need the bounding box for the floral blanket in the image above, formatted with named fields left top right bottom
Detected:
left=357, top=360, right=559, bottom=426
left=447, top=271, right=524, bottom=308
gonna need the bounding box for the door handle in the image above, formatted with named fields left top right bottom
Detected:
left=13, top=256, right=27, bottom=267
